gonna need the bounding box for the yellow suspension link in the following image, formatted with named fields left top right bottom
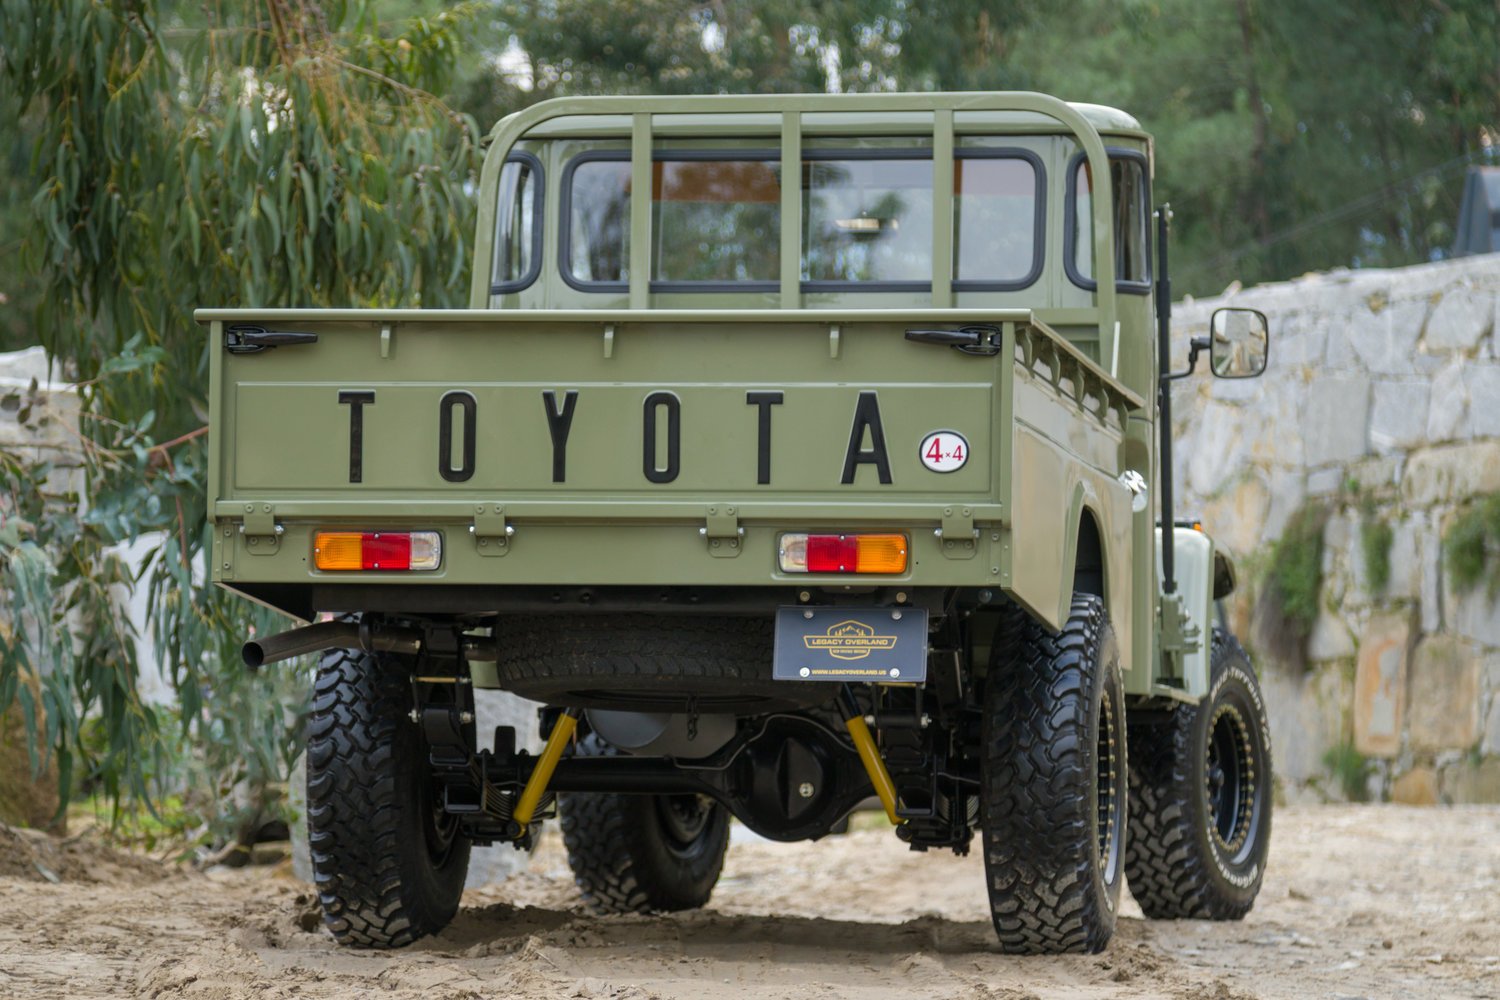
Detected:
left=513, top=708, right=579, bottom=832
left=839, top=687, right=902, bottom=826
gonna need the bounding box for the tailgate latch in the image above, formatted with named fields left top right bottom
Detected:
left=937, top=506, right=978, bottom=560
left=471, top=505, right=512, bottom=557
left=240, top=504, right=282, bottom=555
left=701, top=505, right=742, bottom=558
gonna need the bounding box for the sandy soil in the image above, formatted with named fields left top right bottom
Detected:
left=1, top=805, right=1497, bottom=1000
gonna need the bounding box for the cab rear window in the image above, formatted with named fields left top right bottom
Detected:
left=562, top=149, right=1043, bottom=291
left=491, top=153, right=542, bottom=294
left=1068, top=151, right=1151, bottom=292
left=802, top=156, right=932, bottom=287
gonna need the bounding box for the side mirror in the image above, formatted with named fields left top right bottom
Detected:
left=1209, top=307, right=1269, bottom=378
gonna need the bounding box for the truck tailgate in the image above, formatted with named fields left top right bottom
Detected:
left=201, top=308, right=1117, bottom=616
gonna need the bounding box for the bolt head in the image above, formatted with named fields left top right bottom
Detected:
left=889, top=668, right=901, bottom=679
left=799, top=667, right=811, bottom=678
left=798, top=782, right=815, bottom=799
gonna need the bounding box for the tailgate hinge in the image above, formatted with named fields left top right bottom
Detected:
left=239, top=504, right=281, bottom=555
left=471, top=504, right=512, bottom=557
left=702, top=505, right=742, bottom=558
left=937, top=506, right=978, bottom=560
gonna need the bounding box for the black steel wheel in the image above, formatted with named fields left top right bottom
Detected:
left=558, top=732, right=730, bottom=914
left=1125, top=629, right=1273, bottom=920
left=981, top=594, right=1128, bottom=954
left=306, top=646, right=471, bottom=947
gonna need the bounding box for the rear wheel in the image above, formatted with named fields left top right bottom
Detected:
left=981, top=594, right=1127, bottom=954
left=306, top=647, right=470, bottom=947
left=1125, top=629, right=1272, bottom=920
left=558, top=732, right=730, bottom=914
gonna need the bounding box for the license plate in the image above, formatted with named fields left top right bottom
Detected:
left=772, top=606, right=928, bottom=683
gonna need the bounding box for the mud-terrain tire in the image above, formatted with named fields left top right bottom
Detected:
left=558, top=732, right=730, bottom=914
left=494, top=614, right=832, bottom=712
left=306, top=647, right=470, bottom=947
left=981, top=594, right=1127, bottom=955
left=1125, top=629, right=1272, bottom=920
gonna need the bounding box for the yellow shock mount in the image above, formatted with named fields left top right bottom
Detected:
left=512, top=707, right=580, bottom=833
left=839, top=687, right=903, bottom=825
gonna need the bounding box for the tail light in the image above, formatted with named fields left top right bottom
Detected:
left=314, top=531, right=442, bottom=571
left=778, top=533, right=908, bottom=574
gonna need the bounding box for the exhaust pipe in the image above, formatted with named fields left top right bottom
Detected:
left=242, top=620, right=423, bottom=670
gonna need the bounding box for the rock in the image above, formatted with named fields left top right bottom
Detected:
left=1439, top=757, right=1500, bottom=804
left=1483, top=692, right=1500, bottom=756
left=1400, top=441, right=1500, bottom=507
left=1466, top=365, right=1500, bottom=438
left=1350, top=295, right=1428, bottom=376
left=1303, top=374, right=1370, bottom=465
left=1424, top=285, right=1495, bottom=352
left=1260, top=664, right=1349, bottom=791
left=1353, top=614, right=1413, bottom=758
left=1448, top=582, right=1500, bottom=648
left=1424, top=361, right=1470, bottom=443
left=1306, top=466, right=1344, bottom=497
left=1185, top=402, right=1256, bottom=497
left=1368, top=381, right=1431, bottom=453
left=1383, top=515, right=1420, bottom=601
left=1198, top=475, right=1271, bottom=557
left=1391, top=767, right=1439, bottom=806
left=1419, top=514, right=1443, bottom=634
left=1307, top=613, right=1355, bottom=661
left=1407, top=636, right=1482, bottom=753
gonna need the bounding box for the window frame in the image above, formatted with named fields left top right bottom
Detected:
left=489, top=151, right=546, bottom=296
left=558, top=148, right=783, bottom=294
left=557, top=145, right=1050, bottom=294
left=951, top=147, right=1046, bottom=293
left=1062, top=146, right=1152, bottom=296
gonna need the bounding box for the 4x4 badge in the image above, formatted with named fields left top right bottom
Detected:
left=919, top=430, right=968, bottom=473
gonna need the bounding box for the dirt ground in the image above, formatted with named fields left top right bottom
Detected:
left=1, top=804, right=1497, bottom=1000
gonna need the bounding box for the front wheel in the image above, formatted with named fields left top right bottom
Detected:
left=981, top=594, right=1127, bottom=954
left=558, top=732, right=730, bottom=914
left=1125, top=629, right=1273, bottom=920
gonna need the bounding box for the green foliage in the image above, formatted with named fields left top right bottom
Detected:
left=1262, top=501, right=1328, bottom=653
left=0, top=0, right=479, bottom=834
left=1355, top=490, right=1394, bottom=594
left=1445, top=494, right=1500, bottom=596
left=1322, top=740, right=1373, bottom=803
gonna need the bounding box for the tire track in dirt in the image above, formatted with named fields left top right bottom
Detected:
left=0, top=805, right=1496, bottom=999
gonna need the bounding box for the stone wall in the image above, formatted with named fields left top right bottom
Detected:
left=1171, top=254, right=1500, bottom=803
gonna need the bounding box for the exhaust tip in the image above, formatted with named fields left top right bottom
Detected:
left=242, top=642, right=266, bottom=670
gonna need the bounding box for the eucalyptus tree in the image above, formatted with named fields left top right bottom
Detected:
left=0, top=0, right=479, bottom=834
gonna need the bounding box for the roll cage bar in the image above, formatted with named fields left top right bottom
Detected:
left=471, top=92, right=1122, bottom=365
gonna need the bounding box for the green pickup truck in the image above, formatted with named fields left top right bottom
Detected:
left=203, top=92, right=1273, bottom=955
